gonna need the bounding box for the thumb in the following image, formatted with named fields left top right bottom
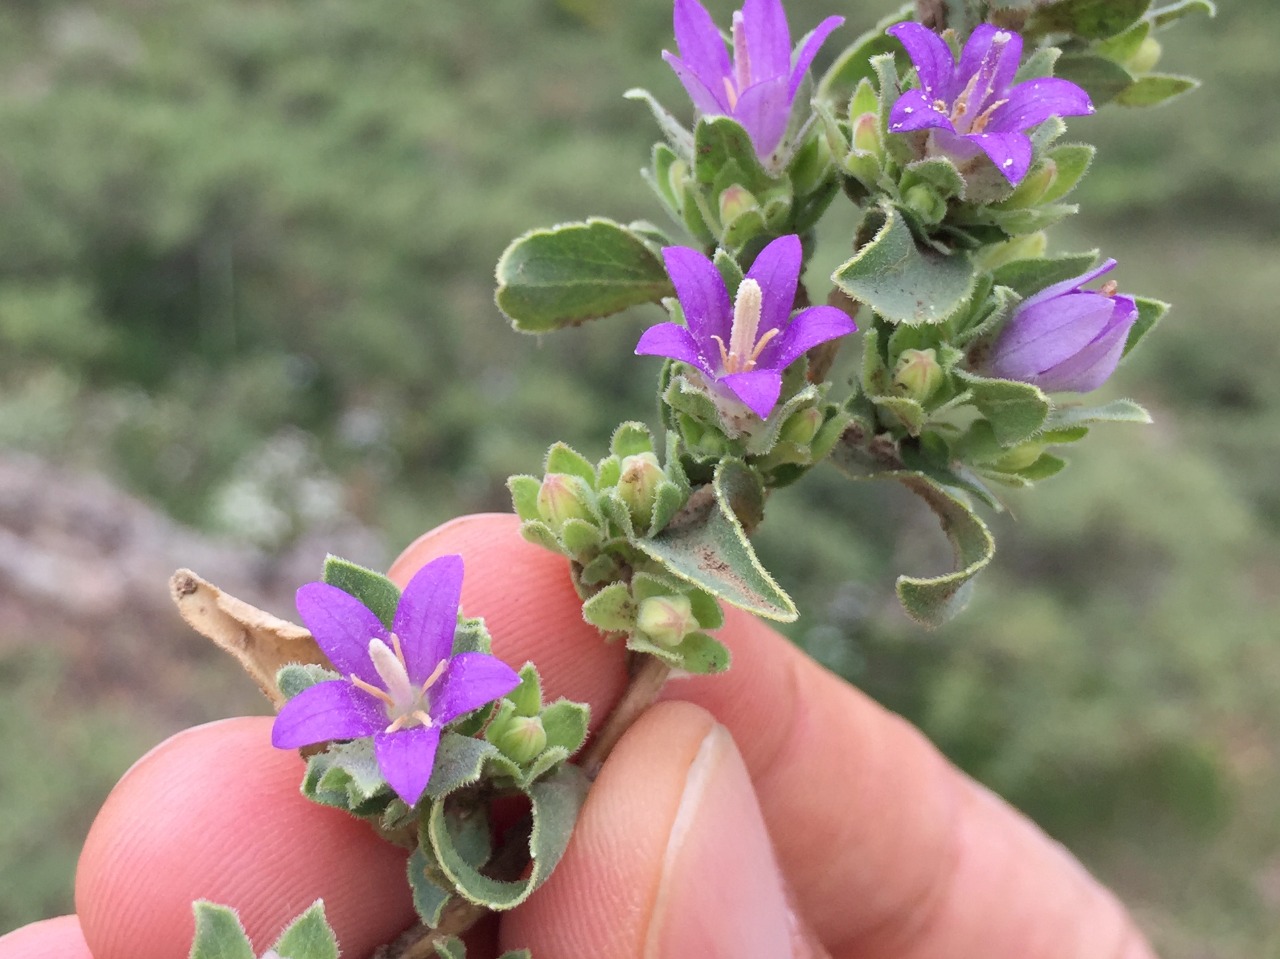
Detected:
left=501, top=701, right=822, bottom=958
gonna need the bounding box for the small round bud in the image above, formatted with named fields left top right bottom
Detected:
left=779, top=406, right=823, bottom=447
left=718, top=184, right=759, bottom=225
left=616, top=452, right=665, bottom=528
left=852, top=112, right=881, bottom=155
left=537, top=473, right=593, bottom=530
left=994, top=442, right=1043, bottom=472
left=893, top=348, right=944, bottom=403
left=493, top=715, right=547, bottom=765
left=1004, top=158, right=1057, bottom=207
left=636, top=594, right=697, bottom=648
left=1128, top=36, right=1162, bottom=74
left=903, top=183, right=946, bottom=224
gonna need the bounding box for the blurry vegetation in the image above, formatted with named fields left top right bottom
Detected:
left=0, top=0, right=1277, bottom=954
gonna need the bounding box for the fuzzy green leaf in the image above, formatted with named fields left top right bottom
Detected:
left=427, top=733, right=501, bottom=800
left=1026, top=0, right=1150, bottom=40
left=271, top=902, right=339, bottom=959
left=1124, top=296, right=1169, bottom=357
left=541, top=700, right=590, bottom=755
left=816, top=2, right=913, bottom=103
left=1044, top=399, right=1152, bottom=429
left=673, top=631, right=732, bottom=674
left=961, top=374, right=1052, bottom=446
left=544, top=443, right=597, bottom=486
left=581, top=581, right=636, bottom=633
left=990, top=251, right=1099, bottom=298
left=276, top=663, right=336, bottom=701
left=1039, top=144, right=1096, bottom=202
left=406, top=847, right=453, bottom=927
left=624, top=88, right=694, bottom=157
left=432, top=938, right=466, bottom=959
left=1053, top=54, right=1136, bottom=104
left=189, top=903, right=256, bottom=959
left=1149, top=0, right=1216, bottom=28
left=833, top=207, right=976, bottom=326
left=693, top=116, right=776, bottom=193
left=322, top=555, right=400, bottom=630
left=496, top=218, right=673, bottom=332
left=1114, top=73, right=1199, bottom=107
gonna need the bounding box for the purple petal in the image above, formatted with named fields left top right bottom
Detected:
left=663, top=51, right=732, bottom=115
left=394, top=554, right=463, bottom=682
left=636, top=321, right=707, bottom=369
left=374, top=723, right=441, bottom=807
left=733, top=74, right=791, bottom=156
left=888, top=89, right=953, bottom=135
left=296, top=582, right=388, bottom=687
left=765, top=305, right=857, bottom=369
left=720, top=369, right=783, bottom=419
left=742, top=0, right=791, bottom=84
left=990, top=293, right=1119, bottom=380
left=662, top=245, right=732, bottom=346
left=957, top=25, right=1021, bottom=108
left=887, top=23, right=957, bottom=101
left=428, top=652, right=520, bottom=726
left=1034, top=305, right=1133, bottom=393
left=989, top=76, right=1094, bottom=133
left=789, top=16, right=844, bottom=98
left=1021, top=259, right=1116, bottom=312
left=965, top=131, right=1033, bottom=184
left=745, top=234, right=802, bottom=335
left=673, top=0, right=731, bottom=86
left=271, top=680, right=383, bottom=749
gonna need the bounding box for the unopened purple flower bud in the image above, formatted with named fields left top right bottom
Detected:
left=636, top=594, right=697, bottom=648
left=985, top=259, right=1138, bottom=393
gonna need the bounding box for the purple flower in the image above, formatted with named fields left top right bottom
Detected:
left=664, top=0, right=843, bottom=159
left=986, top=259, right=1138, bottom=393
left=636, top=234, right=856, bottom=419
left=272, top=554, right=519, bottom=807
left=886, top=22, right=1094, bottom=185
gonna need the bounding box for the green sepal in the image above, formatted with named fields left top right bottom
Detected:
left=611, top=421, right=656, bottom=458
left=495, top=218, right=674, bottom=333
left=1124, top=296, right=1169, bottom=357
left=624, top=88, right=694, bottom=158
left=581, top=581, right=635, bottom=633
left=518, top=519, right=562, bottom=556
left=872, top=395, right=927, bottom=435
left=1025, top=0, right=1151, bottom=41
left=957, top=372, right=1051, bottom=447
left=508, top=475, right=542, bottom=522
left=540, top=700, right=590, bottom=755
left=693, top=116, right=777, bottom=194
left=1044, top=399, right=1152, bottom=430
left=816, top=2, right=912, bottom=104
left=322, top=555, right=401, bottom=630
left=1148, top=0, right=1216, bottom=28
left=271, top=901, right=339, bottom=959
left=892, top=473, right=996, bottom=628
left=188, top=902, right=256, bottom=959
left=276, top=663, right=337, bottom=701
left=1095, top=18, right=1150, bottom=62
left=833, top=206, right=976, bottom=326
left=990, top=251, right=1099, bottom=298
left=1114, top=73, right=1199, bottom=107
left=426, top=732, right=501, bottom=800
left=560, top=518, right=604, bottom=560
left=545, top=443, right=597, bottom=487
left=406, top=846, right=454, bottom=927
left=902, top=157, right=966, bottom=202
left=425, top=765, right=589, bottom=911
left=637, top=460, right=797, bottom=622
left=1039, top=144, right=1095, bottom=202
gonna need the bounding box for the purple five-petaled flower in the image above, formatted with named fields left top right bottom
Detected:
left=886, top=22, right=1094, bottom=185
left=986, top=258, right=1138, bottom=393
left=636, top=234, right=856, bottom=419
left=271, top=554, right=519, bottom=807
left=664, top=0, right=843, bottom=160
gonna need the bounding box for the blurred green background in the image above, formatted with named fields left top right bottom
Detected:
left=1, top=0, right=1277, bottom=954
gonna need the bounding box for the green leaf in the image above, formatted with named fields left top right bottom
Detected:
left=960, top=374, right=1051, bottom=446
left=317, top=739, right=388, bottom=805
left=496, top=218, right=673, bottom=333
left=833, top=207, right=976, bottom=326
left=560, top=518, right=603, bottom=559
left=637, top=460, right=797, bottom=622
left=1044, top=399, right=1152, bottom=429
left=1053, top=54, right=1136, bottom=104
left=1040, top=144, right=1096, bottom=202
left=545, top=442, right=597, bottom=486
left=991, top=251, right=1099, bottom=298
left=693, top=116, right=775, bottom=193
left=1124, top=296, right=1169, bottom=357
left=407, top=846, right=454, bottom=927
left=816, top=2, right=913, bottom=103
left=322, top=555, right=400, bottom=629
left=624, top=88, right=693, bottom=157
left=507, top=475, right=542, bottom=522
left=276, top=663, right=336, bottom=701
left=271, top=902, right=339, bottom=959
left=427, top=733, right=501, bottom=800
left=432, top=938, right=467, bottom=959
left=1149, top=0, right=1216, bottom=28
left=893, top=474, right=996, bottom=628
left=580, top=581, right=636, bottom=633
left=1014, top=451, right=1069, bottom=481
left=872, top=395, right=926, bottom=435
left=1114, top=73, right=1200, bottom=107
left=541, top=700, right=590, bottom=755
left=1095, top=19, right=1150, bottom=62
left=1026, top=0, right=1150, bottom=40
left=189, top=902, right=255, bottom=959
left=427, top=765, right=589, bottom=910
left=673, top=631, right=732, bottom=674
left=611, top=421, right=655, bottom=458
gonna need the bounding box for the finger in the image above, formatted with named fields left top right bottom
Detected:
left=75, top=717, right=416, bottom=959
left=0, top=915, right=93, bottom=959
left=499, top=701, right=822, bottom=958
left=393, top=513, right=1151, bottom=959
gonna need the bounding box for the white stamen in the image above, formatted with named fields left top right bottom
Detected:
left=711, top=278, right=781, bottom=374
left=731, top=11, right=751, bottom=95
left=368, top=636, right=415, bottom=709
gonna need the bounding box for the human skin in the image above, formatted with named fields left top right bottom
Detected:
left=0, top=513, right=1155, bottom=958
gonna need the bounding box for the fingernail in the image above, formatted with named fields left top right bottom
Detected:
left=644, top=724, right=826, bottom=959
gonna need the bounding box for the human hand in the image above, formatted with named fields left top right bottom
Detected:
left=0, top=513, right=1156, bottom=958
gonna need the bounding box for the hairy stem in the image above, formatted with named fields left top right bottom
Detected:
left=580, top=653, right=672, bottom=779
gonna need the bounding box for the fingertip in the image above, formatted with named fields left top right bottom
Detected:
left=0, top=915, right=92, bottom=959
left=388, top=513, right=627, bottom=722
left=76, top=717, right=415, bottom=959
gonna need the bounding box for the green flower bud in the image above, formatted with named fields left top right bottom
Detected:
left=994, top=442, right=1044, bottom=472
left=537, top=473, right=593, bottom=530
left=779, top=406, right=823, bottom=447
left=903, top=183, right=946, bottom=225
left=893, top=348, right=944, bottom=403
left=493, top=715, right=547, bottom=764
left=851, top=112, right=881, bottom=155
left=616, top=451, right=665, bottom=528
left=1003, top=158, right=1057, bottom=208
left=636, top=594, right=697, bottom=648
left=508, top=668, right=543, bottom=718
left=1128, top=36, right=1162, bottom=74
left=718, top=184, right=759, bottom=226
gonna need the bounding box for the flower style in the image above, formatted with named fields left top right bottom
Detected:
left=664, top=0, right=843, bottom=159
left=272, top=554, right=520, bottom=807
left=986, top=258, right=1138, bottom=393
left=886, top=22, right=1094, bottom=185
left=636, top=234, right=856, bottom=419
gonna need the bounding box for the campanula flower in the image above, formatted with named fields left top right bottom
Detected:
left=886, top=22, right=1094, bottom=185
left=636, top=234, right=856, bottom=419
left=272, top=554, right=519, bottom=807
left=664, top=0, right=843, bottom=159
left=986, top=258, right=1138, bottom=393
